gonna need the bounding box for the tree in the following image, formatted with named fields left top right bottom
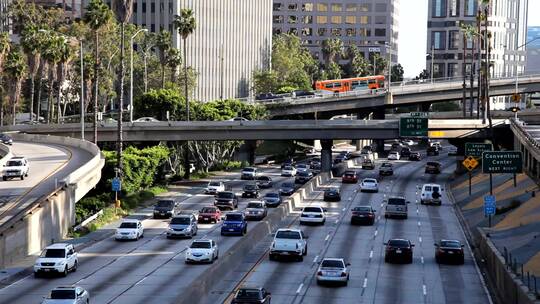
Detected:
left=41, top=34, right=63, bottom=123
left=346, top=45, right=370, bottom=77
left=155, top=30, right=171, bottom=89
left=326, top=62, right=342, bottom=80
left=84, top=0, right=113, bottom=144
left=55, top=36, right=74, bottom=123
left=166, top=47, right=182, bottom=84
left=138, top=32, right=156, bottom=93
left=4, top=45, right=27, bottom=125
left=370, top=53, right=388, bottom=75
left=415, top=69, right=430, bottom=80
left=0, top=32, right=10, bottom=126
left=21, top=24, right=47, bottom=123
left=391, top=63, right=404, bottom=82
left=321, top=38, right=344, bottom=67
left=173, top=8, right=196, bottom=122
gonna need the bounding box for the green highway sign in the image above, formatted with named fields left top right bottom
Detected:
left=399, top=117, right=428, bottom=137
left=482, top=151, right=523, bottom=174
left=465, top=143, right=493, bottom=157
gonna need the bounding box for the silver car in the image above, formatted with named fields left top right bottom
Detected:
left=244, top=201, right=268, bottom=220
left=316, top=258, right=350, bottom=286
left=41, top=286, right=89, bottom=304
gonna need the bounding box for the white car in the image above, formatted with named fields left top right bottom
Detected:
left=385, top=196, right=409, bottom=219
left=300, top=206, right=326, bottom=225
left=296, top=164, right=310, bottom=173
left=241, top=167, right=257, bottom=180
left=206, top=181, right=225, bottom=194
left=185, top=239, right=219, bottom=264
left=115, top=219, right=144, bottom=241
left=316, top=258, right=350, bottom=286
left=401, top=139, right=415, bottom=146
left=388, top=151, right=400, bottom=160
left=420, top=183, right=443, bottom=205
left=430, top=141, right=442, bottom=150
left=34, top=243, right=78, bottom=277
left=3, top=156, right=29, bottom=181
left=281, top=165, right=297, bottom=177
left=360, top=178, right=379, bottom=193
left=41, top=286, right=89, bottom=304
left=269, top=228, right=308, bottom=261
left=134, top=117, right=159, bottom=122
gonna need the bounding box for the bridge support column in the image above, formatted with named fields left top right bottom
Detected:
left=371, top=108, right=385, bottom=155
left=245, top=140, right=257, bottom=166
left=321, top=139, right=333, bottom=173
left=356, top=112, right=371, bottom=151
left=418, top=103, right=431, bottom=112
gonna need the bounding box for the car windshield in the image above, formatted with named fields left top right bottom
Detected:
left=390, top=152, right=398, bottom=155
left=247, top=202, right=263, bottom=208
left=298, top=171, right=309, bottom=177
left=41, top=249, right=65, bottom=258
left=191, top=241, right=211, bottom=249
left=258, top=176, right=270, bottom=181
left=321, top=260, right=344, bottom=268
left=171, top=217, right=191, bottom=225
left=243, top=168, right=255, bottom=172
left=326, top=188, right=338, bottom=193
left=353, top=207, right=371, bottom=212
left=244, top=184, right=256, bottom=190
left=381, top=163, right=391, bottom=167
left=283, top=166, right=293, bottom=170
left=388, top=198, right=406, bottom=205
left=200, top=207, right=217, bottom=213
left=217, top=192, right=234, bottom=199
left=388, top=240, right=410, bottom=247
left=276, top=230, right=301, bottom=239
left=281, top=183, right=294, bottom=188
left=344, top=171, right=355, bottom=175
left=364, top=179, right=376, bottom=183
left=440, top=240, right=461, bottom=248
left=304, top=207, right=322, bottom=213
left=50, top=290, right=76, bottom=299
left=156, top=201, right=174, bottom=208
left=297, top=164, right=307, bottom=169
left=225, top=214, right=243, bottom=221
left=209, top=182, right=221, bottom=187
left=265, top=193, right=279, bottom=198
left=235, top=289, right=261, bottom=299
left=119, top=222, right=137, bottom=229
left=6, top=161, right=22, bottom=166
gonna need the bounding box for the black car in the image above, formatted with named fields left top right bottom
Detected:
left=231, top=287, right=271, bottom=304
left=408, top=152, right=421, bottom=161
left=255, top=92, right=278, bottom=100
left=425, top=161, right=442, bottom=174
left=333, top=155, right=345, bottom=164
left=256, top=176, right=273, bottom=188
left=350, top=206, right=376, bottom=225
left=153, top=200, right=178, bottom=219
left=214, top=191, right=239, bottom=210
left=384, top=239, right=414, bottom=264
left=242, top=184, right=260, bottom=198
left=324, top=188, right=341, bottom=202
left=400, top=147, right=411, bottom=158
left=295, top=171, right=313, bottom=184
left=263, top=192, right=282, bottom=207
left=279, top=182, right=296, bottom=196
left=435, top=240, right=465, bottom=264
left=427, top=146, right=439, bottom=156
left=0, top=134, right=13, bottom=145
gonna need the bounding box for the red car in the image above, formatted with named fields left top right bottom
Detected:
left=198, top=206, right=222, bottom=224
left=342, top=170, right=358, bottom=183
left=435, top=239, right=465, bottom=264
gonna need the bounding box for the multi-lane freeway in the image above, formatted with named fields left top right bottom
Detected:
left=0, top=144, right=492, bottom=304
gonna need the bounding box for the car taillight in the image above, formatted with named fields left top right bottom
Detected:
left=352, top=212, right=359, bottom=216
left=368, top=214, right=374, bottom=217
left=341, top=272, right=347, bottom=277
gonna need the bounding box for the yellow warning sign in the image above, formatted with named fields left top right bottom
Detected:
left=462, top=156, right=479, bottom=171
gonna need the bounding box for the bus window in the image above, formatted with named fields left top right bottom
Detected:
left=325, top=83, right=333, bottom=89
left=333, top=82, right=342, bottom=87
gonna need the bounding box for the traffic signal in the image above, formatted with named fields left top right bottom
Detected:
left=512, top=93, right=521, bottom=102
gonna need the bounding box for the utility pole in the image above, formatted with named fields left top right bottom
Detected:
left=80, top=39, right=84, bottom=140
left=431, top=45, right=435, bottom=83
left=462, top=34, right=467, bottom=118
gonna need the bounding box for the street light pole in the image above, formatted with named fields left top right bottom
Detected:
left=129, top=28, right=148, bottom=123
left=431, top=45, right=434, bottom=83
left=80, top=39, right=84, bottom=140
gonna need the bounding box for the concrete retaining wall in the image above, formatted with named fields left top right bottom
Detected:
left=0, top=134, right=104, bottom=268
left=477, top=229, right=540, bottom=304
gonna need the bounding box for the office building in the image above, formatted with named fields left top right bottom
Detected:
left=526, top=26, right=540, bottom=74
left=426, top=0, right=528, bottom=110
left=0, top=0, right=11, bottom=33
left=272, top=0, right=400, bottom=69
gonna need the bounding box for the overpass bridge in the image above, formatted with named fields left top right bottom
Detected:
left=257, top=74, right=540, bottom=116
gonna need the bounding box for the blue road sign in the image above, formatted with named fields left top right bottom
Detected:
left=484, top=195, right=496, bottom=216
left=112, top=177, right=121, bottom=192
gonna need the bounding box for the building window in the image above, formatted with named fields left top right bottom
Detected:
left=359, top=28, right=371, bottom=37
left=432, top=0, right=446, bottom=17
left=273, top=3, right=282, bottom=11
left=465, top=63, right=472, bottom=75
left=302, top=28, right=313, bottom=36
left=151, top=2, right=155, bottom=13
left=142, top=2, right=146, bottom=13
left=359, top=4, right=372, bottom=12
left=375, top=16, right=386, bottom=25
left=345, top=16, right=356, bottom=24
left=375, top=29, right=386, bottom=37
left=449, top=31, right=460, bottom=49
left=302, top=16, right=313, bottom=24
left=288, top=3, right=298, bottom=10
left=318, top=28, right=327, bottom=36
left=302, top=3, right=313, bottom=11
left=433, top=63, right=445, bottom=78
left=449, top=0, right=459, bottom=16
left=288, top=28, right=298, bottom=36
left=346, top=4, right=356, bottom=11
left=375, top=3, right=387, bottom=12
left=133, top=2, right=137, bottom=12
left=331, top=4, right=342, bottom=11
left=160, top=2, right=164, bottom=12
left=273, top=28, right=283, bottom=35
left=346, top=28, right=356, bottom=37
left=448, top=63, right=458, bottom=77
left=466, top=37, right=474, bottom=49
left=331, top=16, right=342, bottom=24
left=316, top=16, right=328, bottom=24
left=317, top=3, right=328, bottom=11
left=288, top=16, right=298, bottom=24
left=273, top=16, right=283, bottom=23
left=464, top=0, right=476, bottom=16
left=331, top=28, right=342, bottom=36
left=169, top=1, right=173, bottom=14
left=151, top=24, right=155, bottom=32
left=360, top=16, right=370, bottom=24
left=432, top=31, right=446, bottom=49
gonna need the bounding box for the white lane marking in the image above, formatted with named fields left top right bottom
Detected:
left=421, top=256, right=424, bottom=264
left=335, top=219, right=339, bottom=224
left=369, top=250, right=373, bottom=259
left=296, top=283, right=304, bottom=294
left=313, top=255, right=319, bottom=263
left=380, top=203, right=384, bottom=207
left=135, top=277, right=147, bottom=286
left=348, top=197, right=352, bottom=201
left=422, top=284, right=427, bottom=296
left=374, top=230, right=378, bottom=237
left=419, top=237, right=422, bottom=243
left=418, top=221, right=421, bottom=227
left=378, top=215, right=381, bottom=220
left=363, top=278, right=368, bottom=288
left=325, top=234, right=330, bottom=241
left=342, top=207, right=346, bottom=212
left=416, top=209, right=419, bottom=214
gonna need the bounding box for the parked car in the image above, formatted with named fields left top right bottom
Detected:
left=221, top=212, right=247, bottom=236
left=0, top=133, right=13, bottom=145
left=360, top=178, right=379, bottom=193
left=115, top=219, right=144, bottom=241
left=408, top=152, right=421, bottom=161
left=350, top=206, right=376, bottom=225
left=388, top=151, right=400, bottom=160
left=256, top=175, right=273, bottom=188
left=41, top=286, right=89, bottom=304
left=420, top=183, right=443, bottom=205
left=269, top=228, right=308, bottom=261
left=295, top=170, right=313, bottom=184
left=279, top=182, right=296, bottom=196
left=379, top=162, right=394, bottom=176
left=342, top=170, right=358, bottom=183
left=427, top=146, right=439, bottom=156
left=34, top=243, right=78, bottom=277
left=434, top=239, right=465, bottom=264
left=198, top=206, right=221, bottom=224
left=3, top=156, right=29, bottom=181
left=152, top=199, right=179, bottom=219
left=300, top=206, right=326, bottom=225
left=214, top=191, right=239, bottom=210
left=425, top=161, right=442, bottom=174
left=231, top=286, right=271, bottom=304
left=241, top=167, right=257, bottom=180
left=324, top=188, right=341, bottom=202
left=339, top=151, right=351, bottom=160
left=167, top=214, right=198, bottom=238
left=205, top=181, right=226, bottom=194
left=244, top=201, right=268, bottom=221
left=385, top=238, right=415, bottom=263
left=362, top=158, right=375, bottom=170
left=316, top=258, right=350, bottom=286
left=263, top=192, right=282, bottom=207
left=242, top=183, right=260, bottom=198
left=384, top=196, right=409, bottom=219
left=185, top=239, right=219, bottom=264
left=281, top=165, right=297, bottom=177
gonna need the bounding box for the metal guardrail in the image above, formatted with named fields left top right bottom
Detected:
left=510, top=118, right=540, bottom=151
left=503, top=246, right=540, bottom=299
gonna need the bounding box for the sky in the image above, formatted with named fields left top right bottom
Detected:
left=399, top=0, right=540, bottom=78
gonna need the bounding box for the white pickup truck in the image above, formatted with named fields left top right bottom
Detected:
left=3, top=156, right=29, bottom=181
left=269, top=228, right=308, bottom=261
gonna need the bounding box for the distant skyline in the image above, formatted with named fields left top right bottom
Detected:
left=399, top=0, right=539, bottom=78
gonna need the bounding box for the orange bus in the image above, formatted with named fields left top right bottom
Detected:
left=314, top=75, right=385, bottom=93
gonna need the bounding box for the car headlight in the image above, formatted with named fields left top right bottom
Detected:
left=131, top=231, right=137, bottom=235
left=34, top=262, right=40, bottom=266
left=185, top=226, right=192, bottom=231
left=57, top=261, right=66, bottom=266
left=168, top=227, right=174, bottom=231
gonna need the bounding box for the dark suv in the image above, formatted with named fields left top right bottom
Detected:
left=425, top=161, right=442, bottom=174
left=427, top=146, right=439, bottom=156
left=214, top=191, right=239, bottom=210
left=153, top=200, right=179, bottom=219
left=231, top=286, right=271, bottom=303
left=221, top=212, right=247, bottom=236
left=384, top=239, right=414, bottom=263
left=400, top=147, right=411, bottom=158
left=242, top=184, right=260, bottom=198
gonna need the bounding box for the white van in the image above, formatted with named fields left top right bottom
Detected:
left=420, top=184, right=443, bottom=205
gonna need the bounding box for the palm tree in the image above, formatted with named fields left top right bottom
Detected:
left=139, top=32, right=156, bottom=92
left=155, top=30, right=171, bottom=89
left=173, top=8, right=196, bottom=122
left=84, top=0, right=113, bottom=144
left=0, top=33, right=10, bottom=126
left=21, top=25, right=47, bottom=124
left=4, top=45, right=27, bottom=125
left=56, top=37, right=74, bottom=123
left=166, top=47, right=182, bottom=83
left=321, top=38, right=344, bottom=67
left=41, top=34, right=63, bottom=123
